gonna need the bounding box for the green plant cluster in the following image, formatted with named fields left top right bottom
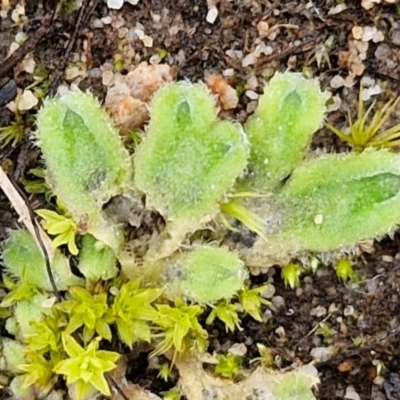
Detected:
left=325, top=90, right=400, bottom=150
left=1, top=71, right=400, bottom=399
left=0, top=239, right=266, bottom=399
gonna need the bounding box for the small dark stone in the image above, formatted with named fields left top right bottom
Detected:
left=0, top=79, right=17, bottom=107
left=227, top=230, right=257, bottom=248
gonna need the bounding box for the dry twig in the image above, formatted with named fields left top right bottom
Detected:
left=0, top=165, right=61, bottom=301
left=0, top=165, right=53, bottom=256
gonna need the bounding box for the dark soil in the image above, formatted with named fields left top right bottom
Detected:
left=2, top=1, right=400, bottom=399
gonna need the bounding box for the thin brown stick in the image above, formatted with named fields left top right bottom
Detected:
left=11, top=140, right=31, bottom=181
left=106, top=374, right=129, bottom=400
left=0, top=166, right=62, bottom=301
left=259, top=39, right=319, bottom=65
left=0, top=166, right=53, bottom=257
left=294, top=314, right=332, bottom=348
left=82, top=0, right=100, bottom=28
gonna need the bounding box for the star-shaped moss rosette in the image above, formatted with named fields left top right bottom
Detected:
left=55, top=287, right=114, bottom=343
left=111, top=280, right=162, bottom=348
left=18, top=352, right=58, bottom=395
left=35, top=208, right=78, bottom=255
left=152, top=298, right=208, bottom=362
left=53, top=333, right=120, bottom=400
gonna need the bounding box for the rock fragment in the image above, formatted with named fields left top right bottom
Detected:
left=16, top=90, right=38, bottom=111
left=105, top=62, right=174, bottom=134
left=206, top=75, right=239, bottom=110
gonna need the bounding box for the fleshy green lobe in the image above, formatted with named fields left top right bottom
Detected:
left=78, top=235, right=118, bottom=281
left=277, top=149, right=400, bottom=252
left=244, top=72, right=325, bottom=190
left=36, top=90, right=132, bottom=250
left=2, top=229, right=82, bottom=291
left=163, top=246, right=248, bottom=304
left=134, top=82, right=249, bottom=243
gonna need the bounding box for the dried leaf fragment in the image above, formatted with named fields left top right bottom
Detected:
left=175, top=355, right=319, bottom=400
left=112, top=383, right=161, bottom=400
left=105, top=62, right=174, bottom=132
